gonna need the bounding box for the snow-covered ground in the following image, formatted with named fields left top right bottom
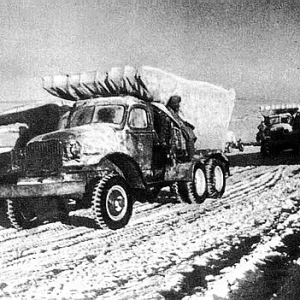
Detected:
left=0, top=146, right=300, bottom=300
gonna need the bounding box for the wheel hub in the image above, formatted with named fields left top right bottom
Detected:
left=106, top=185, right=128, bottom=221
left=214, top=166, right=224, bottom=192
left=194, top=168, right=206, bottom=196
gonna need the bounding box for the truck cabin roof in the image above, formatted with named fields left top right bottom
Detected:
left=73, top=95, right=147, bottom=108
left=260, top=104, right=300, bottom=117
left=264, top=113, right=293, bottom=126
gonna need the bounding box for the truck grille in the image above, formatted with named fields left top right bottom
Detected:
left=23, top=140, right=63, bottom=175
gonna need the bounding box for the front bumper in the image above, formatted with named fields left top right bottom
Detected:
left=0, top=175, right=86, bottom=199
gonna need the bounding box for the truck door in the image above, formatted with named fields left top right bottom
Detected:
left=126, top=105, right=153, bottom=174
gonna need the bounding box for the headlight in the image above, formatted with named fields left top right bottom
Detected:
left=63, top=136, right=82, bottom=161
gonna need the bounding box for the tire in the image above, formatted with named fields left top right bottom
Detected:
left=6, top=198, right=40, bottom=230
left=92, top=173, right=133, bottom=230
left=172, top=182, right=186, bottom=203
left=205, top=159, right=226, bottom=199
left=174, top=165, right=207, bottom=204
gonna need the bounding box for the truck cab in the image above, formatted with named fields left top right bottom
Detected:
left=258, top=105, right=300, bottom=157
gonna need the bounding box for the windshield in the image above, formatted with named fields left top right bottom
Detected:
left=267, top=113, right=292, bottom=126
left=93, top=105, right=124, bottom=124
left=69, top=106, right=94, bottom=127
left=69, top=104, right=124, bottom=128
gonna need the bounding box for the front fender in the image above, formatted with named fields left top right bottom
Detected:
left=82, top=153, right=147, bottom=190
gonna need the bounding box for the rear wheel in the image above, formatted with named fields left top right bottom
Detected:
left=172, top=182, right=185, bottom=203
left=174, top=165, right=207, bottom=204
left=205, top=159, right=226, bottom=198
left=7, top=198, right=40, bottom=230
left=92, top=173, right=133, bottom=230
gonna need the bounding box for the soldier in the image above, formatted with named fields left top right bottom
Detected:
left=14, top=125, right=32, bottom=159
left=14, top=126, right=31, bottom=150
left=152, top=104, right=172, bottom=169
left=166, top=95, right=197, bottom=160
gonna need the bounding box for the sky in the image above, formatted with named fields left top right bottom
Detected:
left=0, top=0, right=300, bottom=111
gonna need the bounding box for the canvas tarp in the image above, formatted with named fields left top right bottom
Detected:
left=0, top=99, right=72, bottom=136
left=43, top=66, right=235, bottom=150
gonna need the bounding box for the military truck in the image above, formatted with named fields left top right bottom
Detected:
left=1, top=66, right=235, bottom=230
left=258, top=104, right=300, bottom=157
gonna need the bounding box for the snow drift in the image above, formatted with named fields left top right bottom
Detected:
left=43, top=66, right=235, bottom=150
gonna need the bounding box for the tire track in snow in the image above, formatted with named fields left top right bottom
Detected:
left=0, top=163, right=287, bottom=299
left=1, top=165, right=282, bottom=271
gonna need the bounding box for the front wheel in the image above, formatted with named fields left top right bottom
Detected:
left=92, top=173, right=133, bottom=230
left=205, top=159, right=226, bottom=198
left=7, top=198, right=40, bottom=230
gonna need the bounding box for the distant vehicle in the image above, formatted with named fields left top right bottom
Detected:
left=258, top=104, right=300, bottom=157
left=225, top=131, right=244, bottom=153
left=0, top=67, right=235, bottom=230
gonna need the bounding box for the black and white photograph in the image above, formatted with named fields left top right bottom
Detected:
left=1, top=0, right=300, bottom=299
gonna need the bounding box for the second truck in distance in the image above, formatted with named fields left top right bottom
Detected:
left=257, top=104, right=300, bottom=157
